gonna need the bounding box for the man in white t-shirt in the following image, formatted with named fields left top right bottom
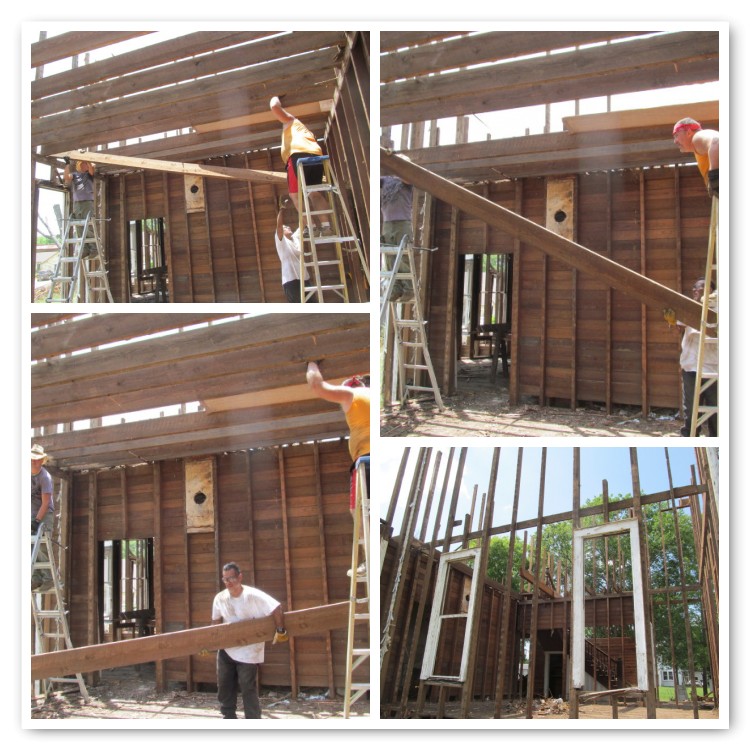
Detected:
left=274, top=202, right=311, bottom=303
left=678, top=277, right=718, bottom=436
left=211, top=562, right=288, bottom=719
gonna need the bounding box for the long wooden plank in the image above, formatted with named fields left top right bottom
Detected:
left=32, top=32, right=318, bottom=118
left=563, top=100, right=719, bottom=134
left=380, top=31, right=468, bottom=53
left=32, top=314, right=366, bottom=387
left=381, top=32, right=718, bottom=125
left=381, top=30, right=646, bottom=82
left=31, top=313, right=234, bottom=361
left=33, top=48, right=335, bottom=147
left=31, top=602, right=352, bottom=681
left=31, top=31, right=152, bottom=68
left=51, top=150, right=285, bottom=185
left=381, top=148, right=708, bottom=330
left=32, top=32, right=271, bottom=100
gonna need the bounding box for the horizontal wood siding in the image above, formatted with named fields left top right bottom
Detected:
left=67, top=441, right=354, bottom=691
left=426, top=166, right=712, bottom=408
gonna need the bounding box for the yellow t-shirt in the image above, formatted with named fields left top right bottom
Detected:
left=695, top=151, right=710, bottom=184
left=281, top=119, right=323, bottom=164
left=346, top=390, right=370, bottom=461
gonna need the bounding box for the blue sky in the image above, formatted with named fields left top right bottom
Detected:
left=378, top=446, right=701, bottom=537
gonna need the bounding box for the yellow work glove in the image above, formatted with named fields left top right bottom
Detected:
left=663, top=308, right=677, bottom=327
left=273, top=627, right=289, bottom=644
left=198, top=649, right=211, bottom=657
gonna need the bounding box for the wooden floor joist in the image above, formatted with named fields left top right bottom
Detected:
left=31, top=601, right=353, bottom=682
left=380, top=148, right=710, bottom=331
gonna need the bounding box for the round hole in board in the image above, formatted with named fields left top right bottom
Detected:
left=554, top=210, right=567, bottom=223
left=194, top=491, right=207, bottom=505
left=190, top=185, right=200, bottom=194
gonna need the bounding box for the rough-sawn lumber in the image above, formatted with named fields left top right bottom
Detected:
left=31, top=601, right=353, bottom=681
left=381, top=148, right=710, bottom=330
left=52, top=150, right=285, bottom=184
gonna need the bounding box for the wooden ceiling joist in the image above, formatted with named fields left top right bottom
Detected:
left=32, top=47, right=336, bottom=151
left=403, top=122, right=720, bottom=181
left=32, top=31, right=342, bottom=120
left=380, top=30, right=647, bottom=83
left=381, top=31, right=719, bottom=126
left=38, top=402, right=349, bottom=470
left=31, top=312, right=235, bottom=361
left=51, top=150, right=286, bottom=184
left=30, top=31, right=153, bottom=69
left=31, top=31, right=276, bottom=101
left=379, top=31, right=469, bottom=54
left=381, top=148, right=709, bottom=330
left=31, top=314, right=369, bottom=440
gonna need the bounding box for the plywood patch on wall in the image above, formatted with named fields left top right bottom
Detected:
left=185, top=457, right=215, bottom=533
left=184, top=175, right=205, bottom=214
left=546, top=177, right=576, bottom=240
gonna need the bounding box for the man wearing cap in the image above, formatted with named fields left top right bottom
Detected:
left=305, top=362, right=370, bottom=511
left=673, top=118, right=719, bottom=197
left=211, top=562, right=288, bottom=719
left=31, top=444, right=55, bottom=591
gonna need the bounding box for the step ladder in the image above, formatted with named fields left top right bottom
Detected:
left=31, top=520, right=89, bottom=701
left=46, top=212, right=113, bottom=303
left=344, top=460, right=370, bottom=718
left=381, top=237, right=444, bottom=409
left=296, top=155, right=370, bottom=303
left=690, top=194, right=719, bottom=437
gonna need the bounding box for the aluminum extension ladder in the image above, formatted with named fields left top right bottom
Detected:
left=690, top=194, right=719, bottom=437
left=296, top=155, right=370, bottom=303
left=381, top=237, right=444, bottom=409
left=31, top=520, right=89, bottom=701
left=46, top=212, right=113, bottom=303
left=344, top=460, right=370, bottom=718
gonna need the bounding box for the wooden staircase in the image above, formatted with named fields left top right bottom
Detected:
left=584, top=639, right=622, bottom=689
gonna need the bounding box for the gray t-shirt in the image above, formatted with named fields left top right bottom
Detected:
left=381, top=176, right=412, bottom=223
left=31, top=467, right=54, bottom=518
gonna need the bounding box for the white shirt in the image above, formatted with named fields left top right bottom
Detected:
left=274, top=229, right=308, bottom=285
left=679, top=291, right=718, bottom=376
left=212, top=585, right=281, bottom=663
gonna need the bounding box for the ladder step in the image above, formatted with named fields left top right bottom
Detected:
left=304, top=260, right=344, bottom=268
left=406, top=385, right=438, bottom=393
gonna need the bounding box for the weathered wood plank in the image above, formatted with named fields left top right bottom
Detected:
left=31, top=602, right=353, bottom=681
left=31, top=31, right=152, bottom=68
left=381, top=32, right=718, bottom=125
left=381, top=30, right=646, bottom=82
left=382, top=149, right=709, bottom=330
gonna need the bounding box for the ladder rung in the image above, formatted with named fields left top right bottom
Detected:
left=406, top=385, right=439, bottom=392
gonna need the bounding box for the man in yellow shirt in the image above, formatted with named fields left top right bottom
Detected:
left=270, top=96, right=331, bottom=236
left=673, top=118, right=719, bottom=197
left=306, top=362, right=370, bottom=511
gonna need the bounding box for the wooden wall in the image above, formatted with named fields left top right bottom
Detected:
left=102, top=32, right=370, bottom=303
left=425, top=165, right=711, bottom=411
left=66, top=440, right=362, bottom=692
left=380, top=541, right=520, bottom=707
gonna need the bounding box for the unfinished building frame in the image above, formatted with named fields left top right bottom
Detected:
left=380, top=30, right=719, bottom=418
left=30, top=313, right=370, bottom=712
left=380, top=446, right=719, bottom=720
left=31, top=30, right=370, bottom=303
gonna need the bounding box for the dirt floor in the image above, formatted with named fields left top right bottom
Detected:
left=381, top=359, right=685, bottom=438
left=31, top=664, right=369, bottom=720
left=393, top=696, right=718, bottom=720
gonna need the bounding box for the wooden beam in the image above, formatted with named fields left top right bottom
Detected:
left=31, top=602, right=353, bottom=681
left=563, top=100, right=719, bottom=133
left=380, top=31, right=468, bottom=53
left=32, top=32, right=273, bottom=100
left=381, top=32, right=718, bottom=126
left=31, top=31, right=153, bottom=68
left=381, top=30, right=647, bottom=82
left=381, top=148, right=709, bottom=329
left=51, top=150, right=285, bottom=184
left=31, top=313, right=234, bottom=361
